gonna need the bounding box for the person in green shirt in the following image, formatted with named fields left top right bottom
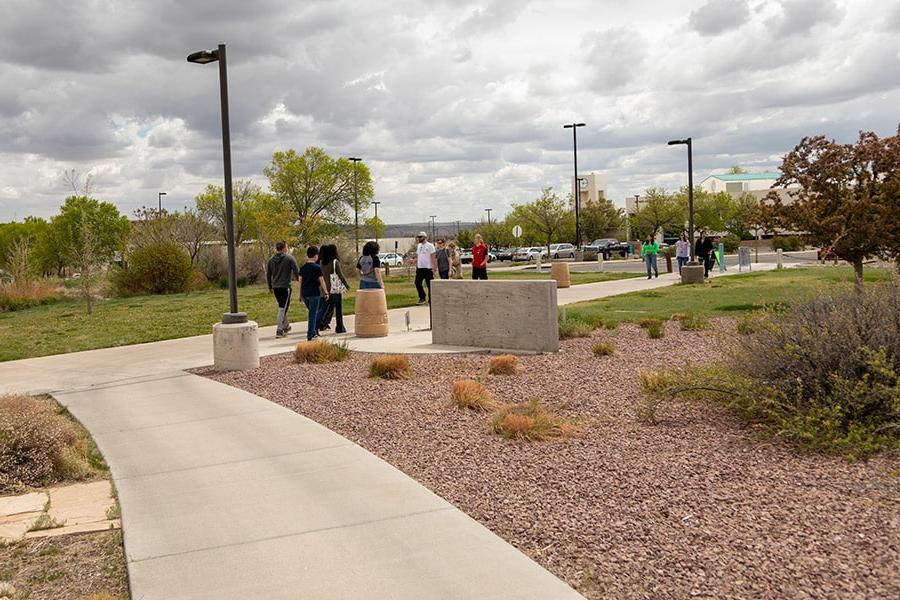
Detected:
left=642, top=235, right=659, bottom=279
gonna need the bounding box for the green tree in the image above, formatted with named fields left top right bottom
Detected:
left=475, top=218, right=512, bottom=248
left=724, top=193, right=761, bottom=240
left=770, top=128, right=900, bottom=289
left=364, top=215, right=386, bottom=241
left=456, top=229, right=474, bottom=248
left=131, top=207, right=215, bottom=265
left=510, top=188, right=573, bottom=254
left=195, top=180, right=262, bottom=245
left=579, top=196, right=624, bottom=243
left=263, top=147, right=373, bottom=244
left=50, top=196, right=130, bottom=270
left=727, top=165, right=747, bottom=174
left=631, top=188, right=683, bottom=239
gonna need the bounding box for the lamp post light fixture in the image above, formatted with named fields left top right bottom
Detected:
left=348, top=157, right=362, bottom=256
left=158, top=191, right=167, bottom=212
left=484, top=207, right=492, bottom=224
left=563, top=122, right=586, bottom=248
left=667, top=137, right=694, bottom=261
left=372, top=201, right=380, bottom=242
left=187, top=43, right=245, bottom=324
left=430, top=215, right=437, bottom=240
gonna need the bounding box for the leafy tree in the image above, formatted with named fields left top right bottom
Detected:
left=510, top=188, right=573, bottom=254
left=50, top=196, right=130, bottom=270
left=631, top=188, right=683, bottom=239
left=727, top=165, right=747, bottom=174
left=681, top=188, right=731, bottom=233
left=724, top=193, right=761, bottom=240
left=195, top=180, right=262, bottom=245
left=249, top=192, right=294, bottom=259
left=475, top=219, right=512, bottom=248
left=131, top=207, right=215, bottom=265
left=579, top=196, right=623, bottom=243
left=769, top=128, right=900, bottom=289
left=263, top=147, right=373, bottom=244
left=456, top=229, right=474, bottom=248
left=364, top=215, right=386, bottom=241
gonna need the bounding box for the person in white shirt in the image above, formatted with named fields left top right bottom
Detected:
left=414, top=231, right=437, bottom=305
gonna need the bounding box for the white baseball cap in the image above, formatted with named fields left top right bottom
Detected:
left=417, top=231, right=427, bottom=237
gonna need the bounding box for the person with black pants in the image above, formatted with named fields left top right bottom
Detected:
left=695, top=230, right=715, bottom=278
left=414, top=231, right=436, bottom=305
left=267, top=241, right=300, bottom=338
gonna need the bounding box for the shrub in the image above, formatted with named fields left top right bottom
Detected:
left=237, top=247, right=266, bottom=284
left=488, top=355, right=518, bottom=375
left=490, top=399, right=577, bottom=441
left=770, top=235, right=804, bottom=252
left=635, top=395, right=662, bottom=424
left=369, top=355, right=410, bottom=379
left=0, top=394, right=105, bottom=493
left=293, top=340, right=350, bottom=363
left=559, top=319, right=593, bottom=339
left=0, top=279, right=60, bottom=312
left=736, top=313, right=766, bottom=335
left=647, top=322, right=664, bottom=339
left=451, top=379, right=497, bottom=411
left=592, top=341, right=615, bottom=357
left=639, top=317, right=662, bottom=329
left=669, top=312, right=689, bottom=321
left=722, top=234, right=741, bottom=253
left=111, top=241, right=193, bottom=296
left=196, top=245, right=227, bottom=282
left=603, top=319, right=619, bottom=330
left=679, top=314, right=709, bottom=331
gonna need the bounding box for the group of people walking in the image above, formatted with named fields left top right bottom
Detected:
left=265, top=230, right=493, bottom=341
left=642, top=230, right=722, bottom=278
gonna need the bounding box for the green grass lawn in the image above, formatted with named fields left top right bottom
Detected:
left=564, top=266, right=893, bottom=326
left=0, top=271, right=639, bottom=361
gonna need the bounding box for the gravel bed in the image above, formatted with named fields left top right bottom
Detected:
left=201, top=320, right=899, bottom=599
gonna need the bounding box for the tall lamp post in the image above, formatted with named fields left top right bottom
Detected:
left=349, top=157, right=362, bottom=256
left=429, top=215, right=437, bottom=240
left=667, top=137, right=694, bottom=261
left=484, top=207, right=492, bottom=224
left=563, top=122, right=585, bottom=248
left=372, top=201, right=380, bottom=243
left=158, top=191, right=167, bottom=212
left=187, top=44, right=245, bottom=324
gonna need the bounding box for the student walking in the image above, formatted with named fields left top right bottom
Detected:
left=357, top=241, right=383, bottom=289
left=448, top=241, right=462, bottom=279
left=675, top=232, right=691, bottom=274
left=642, top=235, right=659, bottom=279
left=414, top=231, right=436, bottom=304
left=435, top=238, right=451, bottom=280
left=695, top=230, right=715, bottom=278
left=318, top=244, right=349, bottom=334
left=471, top=233, right=489, bottom=280
left=299, top=246, right=329, bottom=341
left=266, top=241, right=300, bottom=338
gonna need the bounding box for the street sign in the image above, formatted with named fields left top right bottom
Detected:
left=738, top=247, right=752, bottom=271
left=512, top=225, right=522, bottom=238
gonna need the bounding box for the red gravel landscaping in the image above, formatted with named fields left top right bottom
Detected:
left=200, top=320, right=899, bottom=599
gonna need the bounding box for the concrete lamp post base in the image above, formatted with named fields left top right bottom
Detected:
left=681, top=264, right=705, bottom=284
left=213, top=319, right=259, bottom=371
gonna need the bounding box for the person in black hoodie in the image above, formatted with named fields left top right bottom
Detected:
left=266, top=241, right=300, bottom=338
left=694, top=230, right=715, bottom=278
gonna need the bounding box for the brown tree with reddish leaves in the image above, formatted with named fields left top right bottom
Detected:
left=769, top=127, right=900, bottom=289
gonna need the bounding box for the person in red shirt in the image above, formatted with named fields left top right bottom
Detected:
left=471, top=233, right=488, bottom=280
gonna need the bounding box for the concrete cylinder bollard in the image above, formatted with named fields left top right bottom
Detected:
left=354, top=288, right=389, bottom=337
left=213, top=320, right=259, bottom=371
left=598, top=253, right=604, bottom=272
left=777, top=248, right=783, bottom=269
left=550, top=261, right=571, bottom=288
left=535, top=254, right=542, bottom=271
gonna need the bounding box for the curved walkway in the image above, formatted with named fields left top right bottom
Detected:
left=0, top=264, right=789, bottom=599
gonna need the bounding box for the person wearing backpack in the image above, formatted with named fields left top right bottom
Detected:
left=317, top=244, right=349, bottom=334
left=435, top=238, right=451, bottom=279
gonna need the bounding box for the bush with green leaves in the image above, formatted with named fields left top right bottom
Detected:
left=111, top=241, right=194, bottom=296
left=770, top=235, right=804, bottom=252
left=559, top=318, right=593, bottom=339
left=642, top=280, right=899, bottom=458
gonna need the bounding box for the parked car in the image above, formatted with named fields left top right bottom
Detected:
left=378, top=252, right=404, bottom=266
left=817, top=246, right=838, bottom=262
left=513, top=247, right=548, bottom=261
left=494, top=247, right=514, bottom=261
left=549, top=243, right=576, bottom=259
left=459, top=250, right=473, bottom=264
left=584, top=238, right=628, bottom=258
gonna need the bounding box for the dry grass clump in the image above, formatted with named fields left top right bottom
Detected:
left=0, top=394, right=106, bottom=493
left=591, top=341, right=615, bottom=357
left=638, top=317, right=662, bottom=329
left=669, top=312, right=689, bottom=321
left=635, top=395, right=662, bottom=424
left=80, top=595, right=119, bottom=600
left=0, top=279, right=59, bottom=312
left=369, top=355, right=411, bottom=379
left=293, top=340, right=350, bottom=364
left=558, top=319, right=593, bottom=339
left=647, top=322, right=664, bottom=339
left=488, top=355, right=519, bottom=375
left=603, top=319, right=619, bottom=330
left=490, top=399, right=577, bottom=441
left=451, top=379, right=498, bottom=411
left=678, top=313, right=709, bottom=331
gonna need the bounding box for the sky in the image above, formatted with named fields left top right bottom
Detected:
left=0, top=0, right=898, bottom=224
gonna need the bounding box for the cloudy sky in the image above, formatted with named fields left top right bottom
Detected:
left=1, top=0, right=898, bottom=224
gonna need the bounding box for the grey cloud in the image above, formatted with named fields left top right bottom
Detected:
left=688, top=0, right=751, bottom=36
left=768, top=0, right=844, bottom=37
left=582, top=27, right=646, bottom=92
left=455, top=0, right=530, bottom=36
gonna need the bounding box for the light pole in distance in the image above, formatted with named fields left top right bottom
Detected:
left=563, top=122, right=585, bottom=248
left=667, top=137, right=694, bottom=261
left=158, top=191, right=167, bottom=212
left=372, top=201, right=380, bottom=242
left=348, top=157, right=362, bottom=256
left=187, top=43, right=244, bottom=323
left=429, top=215, right=437, bottom=240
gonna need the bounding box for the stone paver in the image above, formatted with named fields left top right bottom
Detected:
left=1, top=481, right=119, bottom=541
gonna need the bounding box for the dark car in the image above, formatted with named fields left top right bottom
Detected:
left=494, top=247, right=515, bottom=261
left=584, top=238, right=627, bottom=258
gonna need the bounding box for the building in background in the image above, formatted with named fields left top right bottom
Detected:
left=700, top=172, right=781, bottom=200
left=571, top=172, right=607, bottom=206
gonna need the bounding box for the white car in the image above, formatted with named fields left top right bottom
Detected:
left=549, top=243, right=576, bottom=259
left=378, top=252, right=404, bottom=266
left=513, top=247, right=548, bottom=261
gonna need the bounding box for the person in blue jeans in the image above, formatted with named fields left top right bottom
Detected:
left=675, top=232, right=691, bottom=274
left=356, top=241, right=383, bottom=289
left=299, top=246, right=329, bottom=340
left=642, top=235, right=659, bottom=279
